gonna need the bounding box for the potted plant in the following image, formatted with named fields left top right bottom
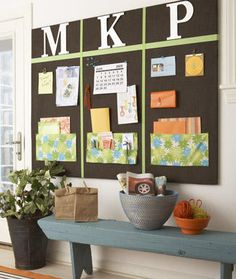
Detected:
left=0, top=161, right=65, bottom=270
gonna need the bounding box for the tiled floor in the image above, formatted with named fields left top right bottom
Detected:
left=0, top=247, right=131, bottom=279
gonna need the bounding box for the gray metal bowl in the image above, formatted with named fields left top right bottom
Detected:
left=119, top=190, right=178, bottom=230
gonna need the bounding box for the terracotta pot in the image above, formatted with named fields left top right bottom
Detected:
left=174, top=216, right=210, bottom=235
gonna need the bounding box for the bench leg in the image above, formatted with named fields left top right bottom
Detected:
left=220, top=263, right=234, bottom=279
left=69, top=242, right=93, bottom=279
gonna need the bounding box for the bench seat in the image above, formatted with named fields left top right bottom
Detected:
left=38, top=215, right=236, bottom=279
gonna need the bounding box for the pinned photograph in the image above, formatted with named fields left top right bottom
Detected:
left=56, top=66, right=80, bottom=106
left=152, top=63, right=164, bottom=72
left=151, top=56, right=176, bottom=77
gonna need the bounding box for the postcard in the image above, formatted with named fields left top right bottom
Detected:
left=151, top=56, right=176, bottom=77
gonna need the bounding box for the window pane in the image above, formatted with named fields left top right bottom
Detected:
left=0, top=38, right=13, bottom=192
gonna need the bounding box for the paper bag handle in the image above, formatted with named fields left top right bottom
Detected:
left=65, top=183, right=72, bottom=192
left=83, top=181, right=89, bottom=192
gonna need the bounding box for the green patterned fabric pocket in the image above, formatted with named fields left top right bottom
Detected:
left=36, top=134, right=76, bottom=162
left=86, top=133, right=138, bottom=164
left=150, top=133, right=209, bottom=167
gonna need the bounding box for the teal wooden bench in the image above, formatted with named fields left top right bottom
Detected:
left=38, top=215, right=236, bottom=279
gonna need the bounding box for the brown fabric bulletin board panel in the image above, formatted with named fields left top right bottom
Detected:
left=145, top=42, right=218, bottom=184
left=31, top=59, right=81, bottom=177
left=31, top=0, right=218, bottom=183
left=83, top=8, right=142, bottom=51
left=144, top=0, right=218, bottom=184
left=83, top=51, right=142, bottom=179
left=32, top=21, right=80, bottom=58
left=146, top=0, right=217, bottom=43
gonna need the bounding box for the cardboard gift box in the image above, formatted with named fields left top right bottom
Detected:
left=55, top=185, right=98, bottom=222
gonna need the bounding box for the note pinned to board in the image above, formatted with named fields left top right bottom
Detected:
left=117, top=85, right=138, bottom=125
left=38, top=122, right=60, bottom=134
left=38, top=72, right=53, bottom=94
left=185, top=53, right=204, bottom=77
left=90, top=108, right=110, bottom=133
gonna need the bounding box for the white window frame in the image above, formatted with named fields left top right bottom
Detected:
left=0, top=3, right=32, bottom=170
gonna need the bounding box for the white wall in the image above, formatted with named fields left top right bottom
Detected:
left=2, top=0, right=236, bottom=278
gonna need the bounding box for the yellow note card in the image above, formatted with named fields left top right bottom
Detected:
left=90, top=108, right=110, bottom=133
left=185, top=53, right=204, bottom=77
left=38, top=72, right=53, bottom=94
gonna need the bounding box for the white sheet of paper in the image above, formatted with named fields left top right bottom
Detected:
left=93, top=62, right=127, bottom=94
left=122, top=133, right=134, bottom=150
left=117, top=85, right=138, bottom=125
left=98, top=132, right=113, bottom=141
left=56, top=66, right=80, bottom=106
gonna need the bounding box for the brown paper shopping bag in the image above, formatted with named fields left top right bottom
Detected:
left=55, top=184, right=98, bottom=222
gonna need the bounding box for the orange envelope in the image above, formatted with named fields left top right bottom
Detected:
left=153, top=120, right=186, bottom=134
left=150, top=90, right=176, bottom=108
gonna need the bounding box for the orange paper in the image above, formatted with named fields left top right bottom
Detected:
left=153, top=120, right=186, bottom=134
left=150, top=90, right=176, bottom=108
left=158, top=117, right=201, bottom=134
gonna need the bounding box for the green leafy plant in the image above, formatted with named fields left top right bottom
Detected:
left=0, top=161, right=66, bottom=220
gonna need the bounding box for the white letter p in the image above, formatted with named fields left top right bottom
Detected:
left=167, top=1, right=194, bottom=40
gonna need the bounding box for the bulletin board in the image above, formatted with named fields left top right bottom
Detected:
left=31, top=0, right=218, bottom=184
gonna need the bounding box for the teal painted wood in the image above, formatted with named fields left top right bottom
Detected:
left=70, top=242, right=93, bottom=278
left=221, top=263, right=234, bottom=279
left=38, top=215, right=236, bottom=265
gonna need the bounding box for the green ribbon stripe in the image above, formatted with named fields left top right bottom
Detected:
left=80, top=19, right=84, bottom=177
left=141, top=7, right=146, bottom=173
left=31, top=34, right=218, bottom=64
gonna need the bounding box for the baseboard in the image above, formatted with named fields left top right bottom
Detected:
left=93, top=259, right=215, bottom=279
left=47, top=241, right=236, bottom=279
left=0, top=243, right=12, bottom=250
left=47, top=256, right=215, bottom=279
left=220, top=85, right=236, bottom=103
